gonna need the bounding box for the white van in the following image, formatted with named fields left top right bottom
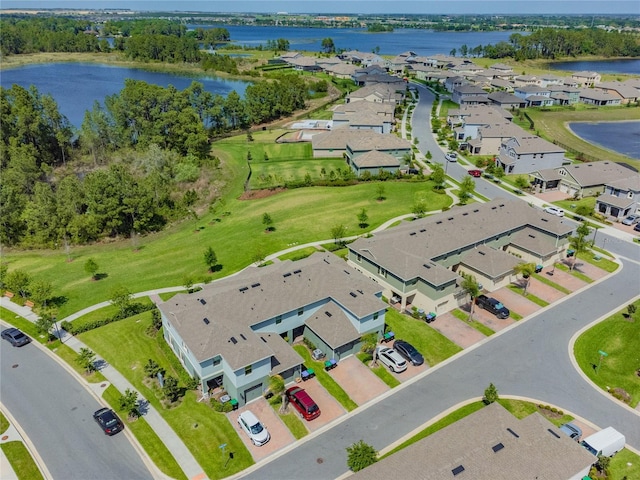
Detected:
left=580, top=427, right=625, bottom=457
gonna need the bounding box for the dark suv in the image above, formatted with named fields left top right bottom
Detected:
left=475, top=295, right=510, bottom=319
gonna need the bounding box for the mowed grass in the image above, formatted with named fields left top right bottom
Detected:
left=78, top=312, right=253, bottom=479
left=252, top=157, right=348, bottom=189
left=1, top=442, right=44, bottom=480
left=5, top=150, right=450, bottom=318
left=574, top=301, right=640, bottom=408
left=384, top=308, right=462, bottom=366
left=0, top=411, right=9, bottom=434
left=356, top=352, right=401, bottom=388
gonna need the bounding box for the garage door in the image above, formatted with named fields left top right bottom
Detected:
left=244, top=383, right=263, bottom=403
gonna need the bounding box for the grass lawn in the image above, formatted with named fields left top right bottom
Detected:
left=497, top=398, right=573, bottom=426
left=0, top=411, right=9, bottom=434
left=51, top=342, right=107, bottom=383
left=356, top=352, right=401, bottom=388
left=266, top=397, right=308, bottom=440
left=293, top=345, right=358, bottom=412
left=554, top=262, right=593, bottom=283
left=507, top=285, right=549, bottom=307
left=574, top=301, right=640, bottom=408
left=384, top=308, right=462, bottom=366
left=78, top=312, right=253, bottom=479
left=70, top=296, right=153, bottom=330
left=0, top=306, right=48, bottom=343
left=609, top=449, right=640, bottom=480
left=251, top=157, right=349, bottom=189
left=1, top=442, right=44, bottom=480
left=277, top=246, right=321, bottom=262
left=452, top=308, right=495, bottom=336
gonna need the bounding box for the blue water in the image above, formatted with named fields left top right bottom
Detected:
left=0, top=63, right=250, bottom=128
left=194, top=24, right=522, bottom=57
left=549, top=59, right=640, bottom=75
left=569, top=121, right=640, bottom=159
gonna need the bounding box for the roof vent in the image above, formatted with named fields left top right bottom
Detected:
left=491, top=206, right=497, bottom=210
left=350, top=291, right=358, bottom=298
left=423, top=263, right=431, bottom=269
left=357, top=289, right=364, bottom=294
left=283, top=272, right=292, bottom=278
left=548, top=428, right=561, bottom=439
left=492, top=442, right=504, bottom=452
left=251, top=283, right=260, bottom=288
left=541, top=218, right=548, bottom=222
left=420, top=229, right=426, bottom=232
left=462, top=212, right=469, bottom=216
left=448, top=217, right=454, bottom=220
left=240, top=334, right=247, bottom=340
left=499, top=203, right=505, bottom=207
left=507, top=428, right=520, bottom=438
left=293, top=269, right=302, bottom=274
left=203, top=318, right=210, bottom=325
left=452, top=465, right=465, bottom=476
left=528, top=234, right=536, bottom=238
left=199, top=298, right=206, bottom=305
left=473, top=209, right=479, bottom=213
left=344, top=269, right=351, bottom=275
left=230, top=337, right=238, bottom=345
left=239, top=287, right=248, bottom=292
left=478, top=251, right=486, bottom=255
left=261, top=337, right=267, bottom=343
left=436, top=220, right=443, bottom=224
left=325, top=311, right=332, bottom=317
left=410, top=232, right=417, bottom=236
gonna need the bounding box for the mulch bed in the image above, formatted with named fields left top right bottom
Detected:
left=239, top=188, right=286, bottom=200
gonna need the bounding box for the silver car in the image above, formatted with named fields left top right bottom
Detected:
left=559, top=422, right=582, bottom=442
left=376, top=346, right=408, bottom=373
left=621, top=214, right=640, bottom=226
left=238, top=410, right=270, bottom=446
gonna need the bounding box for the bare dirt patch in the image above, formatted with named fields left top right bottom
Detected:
left=239, top=188, right=286, bottom=200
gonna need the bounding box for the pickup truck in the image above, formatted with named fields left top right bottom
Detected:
left=475, top=295, right=510, bottom=319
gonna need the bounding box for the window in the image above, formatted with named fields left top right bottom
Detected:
left=245, top=365, right=252, bottom=375
left=357, top=254, right=362, bottom=262
left=373, top=312, right=379, bottom=320
left=297, top=307, right=304, bottom=316
left=628, top=191, right=634, bottom=199
left=213, top=358, right=221, bottom=366
left=275, top=315, right=282, bottom=325
left=378, top=267, right=387, bottom=278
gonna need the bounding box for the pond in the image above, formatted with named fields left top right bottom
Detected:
left=568, top=121, right=640, bottom=160
left=0, top=62, right=251, bottom=128
left=549, top=59, right=640, bottom=75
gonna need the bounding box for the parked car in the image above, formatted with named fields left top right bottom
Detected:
left=1, top=327, right=31, bottom=347
left=543, top=206, right=564, bottom=217
left=393, top=340, right=424, bottom=366
left=581, top=427, right=625, bottom=457
left=237, top=410, right=270, bottom=446
left=475, top=295, right=510, bottom=319
left=621, top=214, right=640, bottom=225
left=445, top=152, right=458, bottom=162
left=286, top=386, right=320, bottom=421
left=468, top=169, right=482, bottom=177
left=559, top=422, right=582, bottom=442
left=93, top=408, right=124, bottom=436
left=407, top=168, right=420, bottom=175
left=635, top=223, right=640, bottom=232
left=376, top=346, right=408, bottom=373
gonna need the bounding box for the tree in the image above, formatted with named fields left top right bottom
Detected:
left=110, top=285, right=133, bottom=317
left=144, top=358, right=163, bottom=378
left=514, top=262, right=536, bottom=296
left=568, top=221, right=591, bottom=271
left=461, top=273, right=480, bottom=321
left=5, top=269, right=31, bottom=298
left=262, top=213, right=274, bottom=232
left=321, top=37, right=336, bottom=54
left=76, top=347, right=97, bottom=374
left=458, top=176, right=475, bottom=204
left=183, top=275, right=194, bottom=293
left=204, top=246, right=218, bottom=272
left=84, top=258, right=99, bottom=280
left=627, top=303, right=637, bottom=318
left=430, top=163, right=445, bottom=190
left=357, top=208, right=369, bottom=228
left=162, top=375, right=180, bottom=402
left=268, top=374, right=288, bottom=413
left=35, top=313, right=55, bottom=340
left=375, top=183, right=386, bottom=201
left=331, top=224, right=347, bottom=247
left=359, top=333, right=378, bottom=365
left=483, top=382, right=499, bottom=404
left=150, top=308, right=162, bottom=332
left=515, top=175, right=529, bottom=190
left=346, top=440, right=378, bottom=472
left=29, top=279, right=52, bottom=307
left=119, top=388, right=140, bottom=419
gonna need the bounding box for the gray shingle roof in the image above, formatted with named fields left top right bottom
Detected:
left=305, top=303, right=360, bottom=349
left=505, top=136, right=564, bottom=154
left=596, top=195, right=635, bottom=209
left=352, top=150, right=400, bottom=168
left=258, top=333, right=305, bottom=376
left=460, top=247, right=521, bottom=279
left=347, top=133, right=412, bottom=152
left=558, top=161, right=633, bottom=187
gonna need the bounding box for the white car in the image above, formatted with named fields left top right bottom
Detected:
left=621, top=214, right=640, bottom=226
left=445, top=152, right=458, bottom=162
left=238, top=410, right=270, bottom=446
left=375, top=346, right=408, bottom=373
left=544, top=206, right=564, bottom=217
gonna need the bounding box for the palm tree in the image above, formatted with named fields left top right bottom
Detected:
left=513, top=262, right=536, bottom=296
left=461, top=273, right=480, bottom=321
left=568, top=222, right=592, bottom=271
left=268, top=375, right=287, bottom=413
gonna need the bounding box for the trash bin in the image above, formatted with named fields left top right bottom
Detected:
left=230, top=398, right=238, bottom=411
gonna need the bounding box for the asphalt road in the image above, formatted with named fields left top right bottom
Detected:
left=242, top=84, right=640, bottom=480
left=0, top=337, right=153, bottom=480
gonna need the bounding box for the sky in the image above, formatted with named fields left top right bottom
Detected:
left=2, top=1, right=639, bottom=15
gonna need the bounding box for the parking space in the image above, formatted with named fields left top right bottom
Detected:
left=490, top=288, right=541, bottom=318
left=427, top=312, right=487, bottom=348
left=227, top=397, right=295, bottom=461
left=539, top=266, right=589, bottom=291
left=518, top=277, right=566, bottom=304
left=570, top=260, right=610, bottom=281
left=394, top=358, right=429, bottom=381
left=328, top=355, right=389, bottom=406
left=471, top=306, right=516, bottom=332
left=292, top=378, right=346, bottom=432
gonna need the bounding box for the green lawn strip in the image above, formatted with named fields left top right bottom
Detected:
left=381, top=401, right=485, bottom=458
left=293, top=345, right=358, bottom=412
left=158, top=290, right=187, bottom=301
left=581, top=252, right=618, bottom=273
left=507, top=285, right=549, bottom=307
left=277, top=246, right=321, bottom=262
left=102, top=385, right=187, bottom=480
left=452, top=308, right=494, bottom=336
left=0, top=306, right=47, bottom=343
left=609, top=449, right=640, bottom=480
left=385, top=308, right=462, bottom=365
left=554, top=263, right=593, bottom=283
left=0, top=411, right=9, bottom=434
left=356, top=352, right=401, bottom=388
left=1, top=442, right=44, bottom=480
left=50, top=341, right=107, bottom=383
left=71, top=297, right=153, bottom=329
left=497, top=399, right=573, bottom=426
left=574, top=301, right=640, bottom=408
left=78, top=313, right=253, bottom=479
left=531, top=273, right=571, bottom=295
left=266, top=397, right=308, bottom=440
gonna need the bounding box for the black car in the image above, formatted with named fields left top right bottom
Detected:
left=93, top=408, right=124, bottom=436
left=393, top=339, right=424, bottom=366
left=475, top=295, right=510, bottom=319
left=1, top=327, right=31, bottom=347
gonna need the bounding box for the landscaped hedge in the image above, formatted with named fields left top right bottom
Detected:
left=61, top=303, right=156, bottom=335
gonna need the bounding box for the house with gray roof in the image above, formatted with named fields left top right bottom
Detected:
left=332, top=101, right=395, bottom=133
left=497, top=136, right=566, bottom=174
left=593, top=81, right=639, bottom=104
left=346, top=83, right=403, bottom=104
left=596, top=175, right=640, bottom=221
left=347, top=200, right=572, bottom=315
left=547, top=84, right=580, bottom=105
left=529, top=161, right=635, bottom=197
left=158, top=253, right=387, bottom=405
left=348, top=402, right=594, bottom=480
left=487, top=92, right=525, bottom=110
left=572, top=71, right=601, bottom=87
left=514, top=85, right=553, bottom=107
left=452, top=85, right=489, bottom=106
left=475, top=122, right=528, bottom=155
left=348, top=150, right=401, bottom=177
left=579, top=89, right=622, bottom=106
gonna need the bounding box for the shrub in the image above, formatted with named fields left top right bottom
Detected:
left=346, top=440, right=378, bottom=472
left=303, top=337, right=317, bottom=351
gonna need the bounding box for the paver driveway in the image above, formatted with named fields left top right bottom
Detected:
left=427, top=312, right=486, bottom=348
left=471, top=305, right=516, bottom=332
left=490, top=288, right=541, bottom=318
left=327, top=355, right=389, bottom=405
left=291, top=378, right=346, bottom=432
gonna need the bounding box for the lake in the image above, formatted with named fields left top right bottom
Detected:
left=0, top=63, right=250, bottom=128
left=549, top=59, right=640, bottom=75
left=568, top=121, right=640, bottom=159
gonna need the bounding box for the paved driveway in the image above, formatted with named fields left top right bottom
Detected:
left=427, top=312, right=486, bottom=348
left=540, top=267, right=589, bottom=291
left=513, top=277, right=566, bottom=304
left=327, top=356, right=389, bottom=406
left=291, top=378, right=346, bottom=432
left=471, top=305, right=516, bottom=332
left=490, top=288, right=541, bottom=318
left=227, top=398, right=295, bottom=462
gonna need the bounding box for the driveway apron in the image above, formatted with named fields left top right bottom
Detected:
left=427, top=312, right=486, bottom=348
left=327, top=356, right=389, bottom=406
left=490, top=288, right=541, bottom=318
left=290, top=378, right=346, bottom=432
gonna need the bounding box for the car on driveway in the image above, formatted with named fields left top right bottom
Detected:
left=1, top=327, right=31, bottom=347
left=543, top=206, right=564, bottom=217
left=559, top=422, right=582, bottom=442
left=93, top=408, right=124, bottom=436
left=475, top=295, right=510, bottom=319
left=445, top=152, right=458, bottom=162
left=393, top=340, right=424, bottom=366
left=376, top=346, right=408, bottom=373
left=286, top=386, right=320, bottom=421
left=621, top=214, right=640, bottom=226
left=468, top=169, right=482, bottom=177
left=635, top=223, right=640, bottom=232
left=238, top=410, right=270, bottom=446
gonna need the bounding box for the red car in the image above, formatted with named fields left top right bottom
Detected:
left=286, top=386, right=321, bottom=421
left=468, top=169, right=482, bottom=177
